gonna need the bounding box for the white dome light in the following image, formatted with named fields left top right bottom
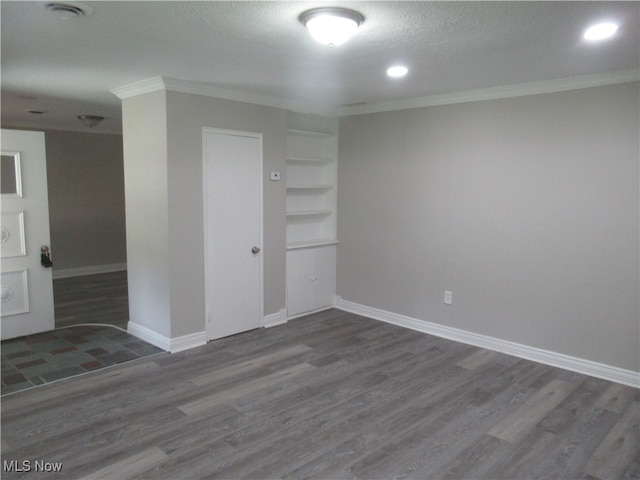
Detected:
left=584, top=22, right=619, bottom=41
left=301, top=8, right=364, bottom=47
left=387, top=65, right=409, bottom=78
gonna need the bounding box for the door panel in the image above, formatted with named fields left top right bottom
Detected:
left=314, top=245, right=337, bottom=308
left=286, top=248, right=316, bottom=316
left=286, top=245, right=336, bottom=317
left=1, top=129, right=54, bottom=339
left=204, top=129, right=263, bottom=340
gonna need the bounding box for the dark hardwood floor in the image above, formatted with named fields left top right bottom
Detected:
left=53, top=271, right=129, bottom=330
left=2, top=309, right=638, bottom=479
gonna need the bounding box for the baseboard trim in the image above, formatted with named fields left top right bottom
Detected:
left=287, top=305, right=335, bottom=321
left=127, top=322, right=207, bottom=353
left=170, top=330, right=208, bottom=353
left=335, top=297, right=640, bottom=388
left=264, top=308, right=287, bottom=328
left=52, top=263, right=127, bottom=279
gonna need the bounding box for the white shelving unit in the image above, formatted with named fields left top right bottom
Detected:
left=286, top=129, right=338, bottom=249
left=286, top=129, right=338, bottom=318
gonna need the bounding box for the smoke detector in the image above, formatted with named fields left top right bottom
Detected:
left=45, top=2, right=93, bottom=18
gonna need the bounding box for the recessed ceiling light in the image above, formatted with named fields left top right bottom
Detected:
left=583, top=22, right=619, bottom=41
left=300, top=7, right=364, bottom=46
left=387, top=65, right=409, bottom=78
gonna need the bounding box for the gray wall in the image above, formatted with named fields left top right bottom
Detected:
left=121, top=89, right=289, bottom=339
left=121, top=91, right=172, bottom=337
left=44, top=129, right=126, bottom=271
left=165, top=91, right=287, bottom=337
left=337, top=82, right=639, bottom=371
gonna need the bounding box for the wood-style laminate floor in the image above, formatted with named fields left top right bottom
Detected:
left=53, top=271, right=129, bottom=330
left=2, top=309, right=638, bottom=479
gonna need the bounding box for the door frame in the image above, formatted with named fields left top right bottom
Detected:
left=202, top=127, right=264, bottom=340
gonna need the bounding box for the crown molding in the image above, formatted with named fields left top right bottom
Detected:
left=111, top=76, right=336, bottom=116
left=111, top=69, right=639, bottom=117
left=110, top=77, right=167, bottom=99
left=163, top=77, right=286, bottom=110
left=339, top=69, right=640, bottom=116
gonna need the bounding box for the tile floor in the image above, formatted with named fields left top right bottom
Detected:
left=1, top=324, right=164, bottom=396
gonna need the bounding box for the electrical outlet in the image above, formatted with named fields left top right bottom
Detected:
left=444, top=290, right=453, bottom=305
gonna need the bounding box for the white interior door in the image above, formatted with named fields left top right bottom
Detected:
left=204, top=128, right=263, bottom=340
left=1, top=129, right=55, bottom=339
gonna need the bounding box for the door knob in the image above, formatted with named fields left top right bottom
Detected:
left=251, top=246, right=261, bottom=254
left=41, top=245, right=53, bottom=268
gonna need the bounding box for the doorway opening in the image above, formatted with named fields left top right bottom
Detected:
left=53, top=270, right=129, bottom=330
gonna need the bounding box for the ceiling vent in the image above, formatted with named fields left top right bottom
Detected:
left=45, top=2, right=92, bottom=18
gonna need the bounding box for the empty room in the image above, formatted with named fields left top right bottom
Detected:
left=1, top=2, right=638, bottom=479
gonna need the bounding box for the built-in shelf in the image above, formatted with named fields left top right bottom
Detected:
left=286, top=128, right=337, bottom=247
left=287, top=185, right=333, bottom=190
left=286, top=210, right=332, bottom=217
left=286, top=125, right=338, bottom=319
left=287, top=156, right=333, bottom=164
left=286, top=239, right=339, bottom=250
left=286, top=129, right=333, bottom=138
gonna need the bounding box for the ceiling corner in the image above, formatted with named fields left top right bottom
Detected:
left=110, top=77, right=167, bottom=100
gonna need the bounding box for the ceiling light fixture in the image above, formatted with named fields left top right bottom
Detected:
left=300, top=7, right=364, bottom=47
left=387, top=65, right=409, bottom=78
left=583, top=22, right=619, bottom=41
left=45, top=2, right=93, bottom=18
left=77, top=115, right=104, bottom=128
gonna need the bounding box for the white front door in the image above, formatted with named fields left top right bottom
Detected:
left=203, top=128, right=263, bottom=340
left=1, top=129, right=55, bottom=339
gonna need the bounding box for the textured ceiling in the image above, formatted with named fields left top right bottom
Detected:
left=1, top=1, right=639, bottom=134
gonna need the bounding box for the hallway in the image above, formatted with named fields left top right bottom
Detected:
left=54, top=270, right=128, bottom=330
